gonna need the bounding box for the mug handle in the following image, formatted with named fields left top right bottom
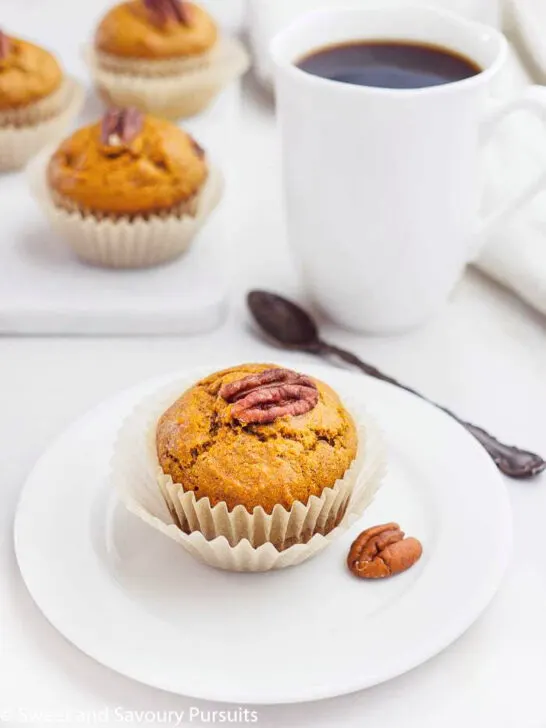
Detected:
left=474, top=85, right=546, bottom=249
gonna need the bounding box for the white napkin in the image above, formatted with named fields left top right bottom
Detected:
left=472, top=12, right=546, bottom=317
left=507, top=0, right=546, bottom=82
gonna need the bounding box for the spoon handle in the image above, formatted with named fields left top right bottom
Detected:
left=320, top=341, right=546, bottom=479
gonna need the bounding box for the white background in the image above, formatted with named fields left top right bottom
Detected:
left=1, top=0, right=546, bottom=726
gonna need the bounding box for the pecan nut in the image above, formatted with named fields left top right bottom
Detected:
left=143, top=0, right=191, bottom=26
left=101, top=107, right=144, bottom=147
left=191, top=138, right=206, bottom=160
left=347, top=523, right=423, bottom=579
left=220, top=368, right=319, bottom=424
left=0, top=31, right=11, bottom=60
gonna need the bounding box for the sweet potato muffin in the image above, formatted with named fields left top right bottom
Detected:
left=34, top=106, right=220, bottom=268
left=88, top=0, right=248, bottom=120
left=95, top=0, right=218, bottom=67
left=0, top=30, right=65, bottom=126
left=156, top=364, right=359, bottom=514
left=0, top=30, right=83, bottom=171
left=47, top=107, right=208, bottom=218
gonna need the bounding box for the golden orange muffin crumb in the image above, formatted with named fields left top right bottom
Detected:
left=47, top=111, right=208, bottom=217
left=0, top=34, right=63, bottom=112
left=95, top=1, right=218, bottom=60
left=156, top=364, right=359, bottom=514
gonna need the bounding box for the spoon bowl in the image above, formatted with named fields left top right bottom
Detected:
left=247, top=290, right=320, bottom=348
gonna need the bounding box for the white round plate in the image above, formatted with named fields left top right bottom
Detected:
left=14, top=364, right=512, bottom=704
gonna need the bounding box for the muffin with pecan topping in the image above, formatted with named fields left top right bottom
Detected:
left=150, top=363, right=372, bottom=552
left=157, top=364, right=359, bottom=515
left=31, top=106, right=223, bottom=268
left=88, top=0, right=249, bottom=119
left=0, top=30, right=64, bottom=126
left=96, top=0, right=218, bottom=76
left=112, top=361, right=386, bottom=569
left=0, top=29, right=83, bottom=171
left=48, top=107, right=207, bottom=218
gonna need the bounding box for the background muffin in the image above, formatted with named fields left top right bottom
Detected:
left=47, top=107, right=208, bottom=218
left=30, top=106, right=222, bottom=268
left=95, top=0, right=218, bottom=76
left=87, top=0, right=250, bottom=119
left=0, top=30, right=65, bottom=126
left=156, top=363, right=359, bottom=515
left=0, top=29, right=83, bottom=171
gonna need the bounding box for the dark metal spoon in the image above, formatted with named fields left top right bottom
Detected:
left=248, top=290, right=546, bottom=479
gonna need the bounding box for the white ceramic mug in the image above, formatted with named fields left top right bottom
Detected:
left=248, top=0, right=501, bottom=86
left=271, top=6, right=546, bottom=333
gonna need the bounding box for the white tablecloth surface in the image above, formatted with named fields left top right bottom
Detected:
left=1, top=1, right=546, bottom=726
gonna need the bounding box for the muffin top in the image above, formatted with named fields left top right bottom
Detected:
left=47, top=108, right=208, bottom=217
left=95, top=0, right=218, bottom=60
left=0, top=31, right=63, bottom=111
left=156, top=364, right=359, bottom=514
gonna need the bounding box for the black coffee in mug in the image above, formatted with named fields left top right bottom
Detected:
left=297, top=41, right=481, bottom=89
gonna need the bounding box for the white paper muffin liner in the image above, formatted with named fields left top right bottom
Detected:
left=0, top=79, right=69, bottom=127
left=111, top=373, right=387, bottom=572
left=95, top=46, right=220, bottom=78
left=0, top=77, right=84, bottom=172
left=84, top=36, right=250, bottom=119
left=27, top=149, right=224, bottom=269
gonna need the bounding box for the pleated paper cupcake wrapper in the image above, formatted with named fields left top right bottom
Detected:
left=111, top=374, right=387, bottom=572
left=0, top=77, right=84, bottom=172
left=27, top=150, right=224, bottom=269
left=95, top=46, right=220, bottom=78
left=85, top=37, right=250, bottom=119
left=0, top=79, right=70, bottom=127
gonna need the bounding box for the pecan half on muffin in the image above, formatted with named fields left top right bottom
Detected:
left=35, top=106, right=222, bottom=268
left=48, top=107, right=207, bottom=218
left=155, top=364, right=361, bottom=549
left=89, top=0, right=249, bottom=119
left=0, top=29, right=83, bottom=170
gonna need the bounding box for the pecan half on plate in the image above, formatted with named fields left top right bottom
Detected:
left=347, top=523, right=423, bottom=579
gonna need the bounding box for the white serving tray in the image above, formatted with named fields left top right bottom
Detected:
left=0, top=0, right=244, bottom=335
left=0, top=88, right=239, bottom=336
